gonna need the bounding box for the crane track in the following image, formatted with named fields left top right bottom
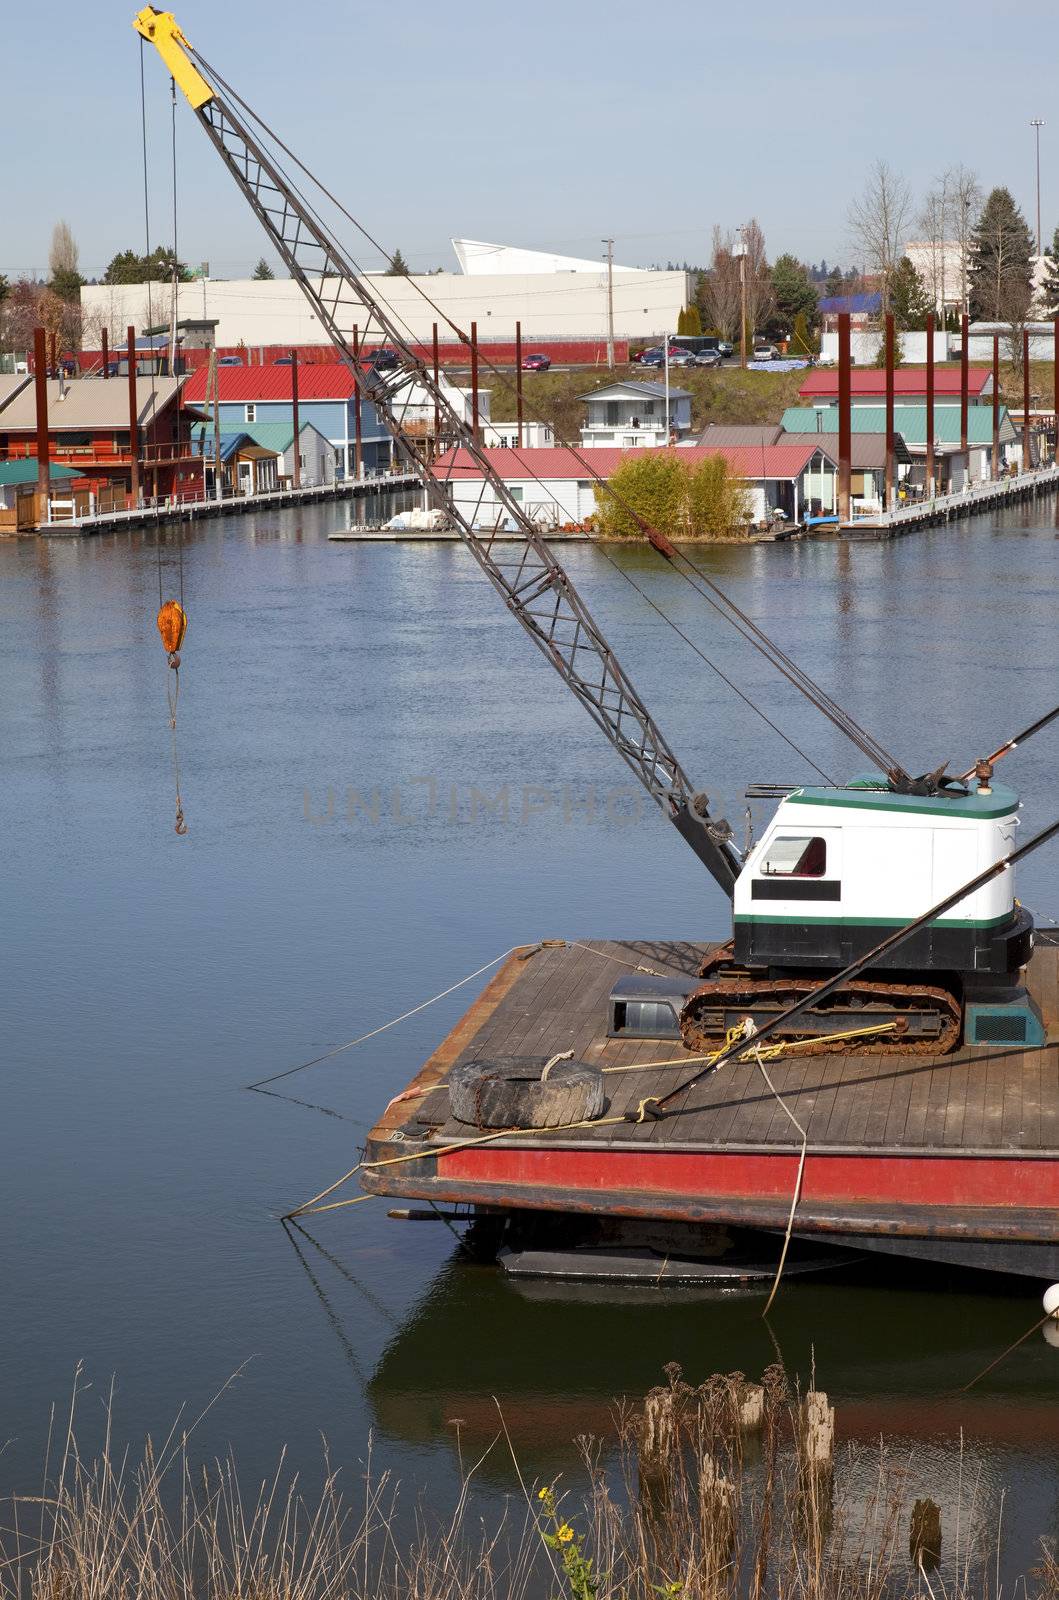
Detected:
left=680, top=975, right=962, bottom=1057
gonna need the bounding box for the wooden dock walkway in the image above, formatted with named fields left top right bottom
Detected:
left=41, top=473, right=421, bottom=537
left=361, top=937, right=1059, bottom=1274
left=842, top=462, right=1059, bottom=535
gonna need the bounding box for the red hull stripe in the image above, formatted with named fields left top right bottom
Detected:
left=438, top=1147, right=1059, bottom=1210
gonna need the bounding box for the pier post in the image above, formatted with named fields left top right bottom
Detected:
left=516, top=320, right=524, bottom=449
left=992, top=335, right=1000, bottom=480
left=126, top=325, right=140, bottom=506
left=352, top=325, right=363, bottom=480
left=960, top=312, right=968, bottom=453
left=838, top=312, right=851, bottom=522
left=33, top=327, right=50, bottom=509
left=925, top=313, right=935, bottom=497
left=290, top=348, right=301, bottom=488
left=1054, top=317, right=1059, bottom=463
left=470, top=321, right=480, bottom=446
left=1023, top=327, right=1031, bottom=470
left=432, top=322, right=440, bottom=455
left=101, top=326, right=109, bottom=381
left=885, top=313, right=895, bottom=507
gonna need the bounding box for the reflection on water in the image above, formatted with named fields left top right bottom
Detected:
left=1, top=497, right=1057, bottom=1578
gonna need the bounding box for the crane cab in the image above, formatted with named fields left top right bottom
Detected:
left=734, top=777, right=1034, bottom=989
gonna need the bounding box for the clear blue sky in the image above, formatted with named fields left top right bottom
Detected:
left=4, top=0, right=1056, bottom=281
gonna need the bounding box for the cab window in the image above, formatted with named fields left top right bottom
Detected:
left=761, top=835, right=826, bottom=877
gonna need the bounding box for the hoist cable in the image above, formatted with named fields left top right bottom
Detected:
left=185, top=48, right=892, bottom=784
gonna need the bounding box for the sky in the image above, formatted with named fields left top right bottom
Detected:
left=3, top=0, right=1057, bottom=283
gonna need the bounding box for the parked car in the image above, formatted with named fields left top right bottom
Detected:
left=521, top=352, right=551, bottom=371
left=692, top=348, right=722, bottom=367
left=752, top=343, right=780, bottom=362
left=272, top=354, right=294, bottom=364
left=666, top=348, right=695, bottom=367
left=365, top=347, right=400, bottom=371
left=715, top=340, right=734, bottom=358
left=218, top=355, right=243, bottom=366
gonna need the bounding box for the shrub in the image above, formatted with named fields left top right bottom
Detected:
left=593, top=451, right=749, bottom=541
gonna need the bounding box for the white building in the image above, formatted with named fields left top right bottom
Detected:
left=579, top=380, right=692, bottom=447
left=452, top=238, right=637, bottom=275
left=81, top=268, right=689, bottom=350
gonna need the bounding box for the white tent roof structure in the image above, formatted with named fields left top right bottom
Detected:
left=452, top=238, right=639, bottom=276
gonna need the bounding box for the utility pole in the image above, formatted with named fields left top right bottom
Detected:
left=602, top=237, right=615, bottom=370
left=1031, top=119, right=1045, bottom=257
left=737, top=225, right=748, bottom=369
left=206, top=345, right=222, bottom=501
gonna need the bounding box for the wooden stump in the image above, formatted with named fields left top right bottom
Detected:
left=798, top=1390, right=835, bottom=1553
left=909, top=1498, right=942, bottom=1572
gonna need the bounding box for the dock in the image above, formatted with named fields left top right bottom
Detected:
left=361, top=937, right=1059, bottom=1277
left=842, top=462, right=1059, bottom=535
left=41, top=473, right=422, bottom=536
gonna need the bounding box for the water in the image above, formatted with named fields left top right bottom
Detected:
left=1, top=501, right=1057, bottom=1579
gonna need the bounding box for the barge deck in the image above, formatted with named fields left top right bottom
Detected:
left=361, top=937, right=1059, bottom=1277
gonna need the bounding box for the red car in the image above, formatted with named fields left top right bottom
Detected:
left=521, top=352, right=551, bottom=371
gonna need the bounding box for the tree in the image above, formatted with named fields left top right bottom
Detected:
left=251, top=257, right=275, bottom=280
left=385, top=247, right=410, bottom=276
left=824, top=265, right=845, bottom=298
left=701, top=227, right=743, bottom=339
left=790, top=311, right=813, bottom=356
left=1039, top=225, right=1059, bottom=316
left=741, top=218, right=773, bottom=338
left=102, top=246, right=192, bottom=285
left=848, top=159, right=911, bottom=318
left=676, top=305, right=703, bottom=335
left=888, top=256, right=933, bottom=331
left=968, top=188, right=1033, bottom=322
left=769, top=254, right=818, bottom=338
left=593, top=452, right=749, bottom=541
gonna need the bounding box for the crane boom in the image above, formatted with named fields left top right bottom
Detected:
left=133, top=7, right=740, bottom=896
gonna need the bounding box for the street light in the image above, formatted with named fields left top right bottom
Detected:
left=1031, top=119, right=1045, bottom=256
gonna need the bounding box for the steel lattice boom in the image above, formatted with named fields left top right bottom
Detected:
left=134, top=7, right=739, bottom=895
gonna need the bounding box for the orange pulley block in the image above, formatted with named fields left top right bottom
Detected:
left=157, top=599, right=188, bottom=666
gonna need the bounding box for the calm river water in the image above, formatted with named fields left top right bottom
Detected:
left=1, top=501, right=1057, bottom=1579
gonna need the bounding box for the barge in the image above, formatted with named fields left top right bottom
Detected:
left=361, top=934, right=1059, bottom=1279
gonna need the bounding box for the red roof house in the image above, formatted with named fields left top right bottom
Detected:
left=798, top=367, right=993, bottom=404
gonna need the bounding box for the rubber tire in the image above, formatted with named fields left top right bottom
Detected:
left=448, top=1055, right=606, bottom=1130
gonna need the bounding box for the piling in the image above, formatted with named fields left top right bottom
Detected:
left=470, top=320, right=480, bottom=445
left=352, top=325, right=363, bottom=479
left=1054, top=318, right=1059, bottom=463
left=127, top=325, right=140, bottom=505
left=1023, top=327, right=1031, bottom=469
left=432, top=322, right=440, bottom=453
left=885, top=313, right=895, bottom=507
left=516, top=320, right=524, bottom=448
left=992, top=335, right=1000, bottom=479
left=925, top=313, right=935, bottom=497
left=798, top=1389, right=835, bottom=1556
left=909, top=1498, right=942, bottom=1572
left=290, top=348, right=301, bottom=488
left=33, top=327, right=50, bottom=503
left=960, top=312, right=969, bottom=452
left=837, top=312, right=851, bottom=521
left=101, top=326, right=109, bottom=380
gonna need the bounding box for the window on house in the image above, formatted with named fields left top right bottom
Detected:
left=509, top=486, right=524, bottom=502
left=761, top=836, right=827, bottom=877
left=605, top=401, right=620, bottom=426
left=245, top=404, right=256, bottom=422
left=644, top=401, right=655, bottom=415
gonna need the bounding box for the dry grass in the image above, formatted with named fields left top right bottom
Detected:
left=1, top=1363, right=1054, bottom=1600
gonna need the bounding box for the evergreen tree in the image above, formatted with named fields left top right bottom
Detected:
left=1039, top=224, right=1059, bottom=316
left=103, top=246, right=191, bottom=285
left=684, top=304, right=702, bottom=336
left=888, top=256, right=933, bottom=330
left=770, top=253, right=818, bottom=336
left=385, top=247, right=411, bottom=276
left=968, top=187, right=1033, bottom=321
left=790, top=311, right=813, bottom=355
left=251, top=257, right=275, bottom=280
left=824, top=265, right=845, bottom=298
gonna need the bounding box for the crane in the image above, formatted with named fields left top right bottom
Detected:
left=135, top=8, right=1050, bottom=1056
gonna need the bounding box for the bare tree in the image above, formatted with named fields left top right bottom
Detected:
left=916, top=176, right=950, bottom=316
left=848, top=160, right=911, bottom=317
left=702, top=227, right=743, bottom=340
left=741, top=218, right=774, bottom=338
left=948, top=166, right=983, bottom=316
left=48, top=220, right=79, bottom=280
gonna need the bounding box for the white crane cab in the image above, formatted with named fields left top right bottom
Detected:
left=731, top=776, right=1041, bottom=1047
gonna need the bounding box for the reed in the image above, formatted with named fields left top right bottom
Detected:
left=1, top=1364, right=1053, bottom=1600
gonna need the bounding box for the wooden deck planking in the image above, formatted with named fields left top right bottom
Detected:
left=391, top=942, right=1059, bottom=1157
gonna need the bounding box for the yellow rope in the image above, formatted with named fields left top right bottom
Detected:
left=283, top=1019, right=899, bottom=1221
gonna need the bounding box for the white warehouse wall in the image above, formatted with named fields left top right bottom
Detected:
left=81, top=271, right=690, bottom=347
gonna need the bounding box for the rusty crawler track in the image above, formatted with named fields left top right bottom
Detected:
left=681, top=976, right=963, bottom=1057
